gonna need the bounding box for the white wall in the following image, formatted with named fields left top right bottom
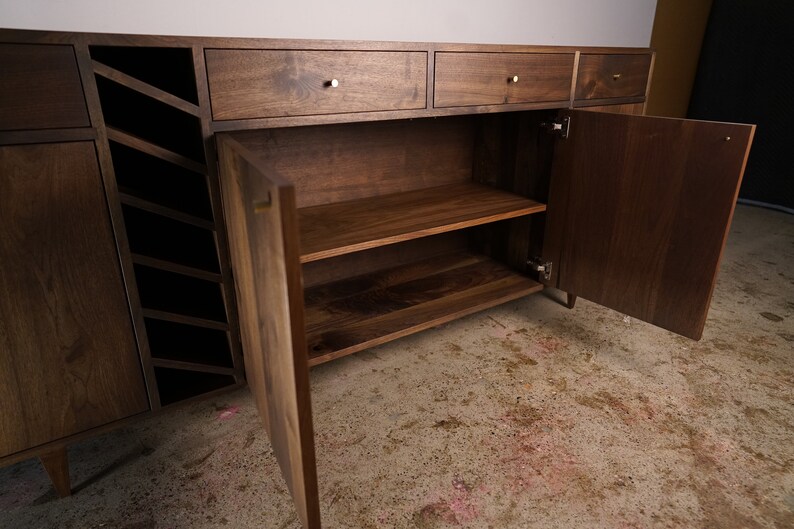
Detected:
left=0, top=0, right=656, bottom=47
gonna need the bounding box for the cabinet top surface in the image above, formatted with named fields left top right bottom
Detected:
left=0, top=27, right=652, bottom=54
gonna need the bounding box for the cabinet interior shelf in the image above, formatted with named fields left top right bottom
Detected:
left=298, top=182, right=546, bottom=263
left=304, top=251, right=543, bottom=366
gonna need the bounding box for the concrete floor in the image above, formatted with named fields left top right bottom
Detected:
left=1, top=204, right=792, bottom=529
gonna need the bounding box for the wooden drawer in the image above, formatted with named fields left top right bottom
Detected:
left=205, top=49, right=427, bottom=120
left=434, top=52, right=575, bottom=108
left=0, top=44, right=90, bottom=131
left=575, top=53, right=652, bottom=101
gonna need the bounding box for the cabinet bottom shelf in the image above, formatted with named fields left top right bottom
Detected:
left=304, top=252, right=543, bottom=366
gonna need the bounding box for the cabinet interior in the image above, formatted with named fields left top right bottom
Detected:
left=226, top=110, right=558, bottom=365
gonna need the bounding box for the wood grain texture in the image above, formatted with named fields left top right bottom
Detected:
left=575, top=54, right=653, bottom=100
left=231, top=117, right=475, bottom=208
left=543, top=110, right=754, bottom=339
left=0, top=43, right=90, bottom=131
left=217, top=134, right=321, bottom=528
left=206, top=49, right=426, bottom=120
left=211, top=99, right=581, bottom=133
left=302, top=233, right=468, bottom=289
left=0, top=142, right=149, bottom=458
left=579, top=103, right=646, bottom=115
left=40, top=447, right=71, bottom=497
left=471, top=112, right=557, bottom=272
left=434, top=52, right=574, bottom=108
left=298, top=182, right=547, bottom=263
left=305, top=252, right=543, bottom=365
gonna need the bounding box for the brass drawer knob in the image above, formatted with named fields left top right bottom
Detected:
left=328, top=78, right=339, bottom=88
left=612, top=73, right=622, bottom=81
left=510, top=75, right=519, bottom=83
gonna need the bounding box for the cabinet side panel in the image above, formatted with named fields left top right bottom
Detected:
left=217, top=135, right=321, bottom=528
left=0, top=142, right=149, bottom=457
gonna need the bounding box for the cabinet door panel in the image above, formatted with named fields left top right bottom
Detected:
left=217, top=135, right=321, bottom=528
left=0, top=44, right=90, bottom=131
left=543, top=110, right=754, bottom=339
left=0, top=142, right=148, bottom=457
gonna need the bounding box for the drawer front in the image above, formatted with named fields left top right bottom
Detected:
left=0, top=44, right=90, bottom=131
left=434, top=52, right=574, bottom=108
left=206, top=50, right=427, bottom=120
left=575, top=53, right=652, bottom=101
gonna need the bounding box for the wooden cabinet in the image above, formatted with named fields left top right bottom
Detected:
left=217, top=110, right=753, bottom=527
left=0, top=142, right=149, bottom=493
left=0, top=30, right=755, bottom=529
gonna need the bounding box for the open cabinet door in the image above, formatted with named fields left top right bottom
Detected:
left=543, top=110, right=754, bottom=340
left=217, top=134, right=321, bottom=528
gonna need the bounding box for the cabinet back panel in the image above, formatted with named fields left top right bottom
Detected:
left=231, top=116, right=476, bottom=208
left=471, top=111, right=556, bottom=271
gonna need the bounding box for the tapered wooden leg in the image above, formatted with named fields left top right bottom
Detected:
left=40, top=447, right=71, bottom=497
left=566, top=293, right=577, bottom=309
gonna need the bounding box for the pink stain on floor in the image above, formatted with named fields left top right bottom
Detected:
left=496, top=409, right=587, bottom=498
left=448, top=493, right=479, bottom=524
left=217, top=405, right=240, bottom=421
left=418, top=477, right=481, bottom=525
left=529, top=336, right=566, bottom=356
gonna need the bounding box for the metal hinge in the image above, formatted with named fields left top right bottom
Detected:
left=540, top=116, right=570, bottom=139
left=528, top=257, right=552, bottom=280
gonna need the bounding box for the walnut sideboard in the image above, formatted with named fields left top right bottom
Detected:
left=0, top=29, right=754, bottom=528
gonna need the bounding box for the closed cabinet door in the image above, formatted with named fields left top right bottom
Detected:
left=542, top=110, right=755, bottom=340
left=0, top=142, right=149, bottom=458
